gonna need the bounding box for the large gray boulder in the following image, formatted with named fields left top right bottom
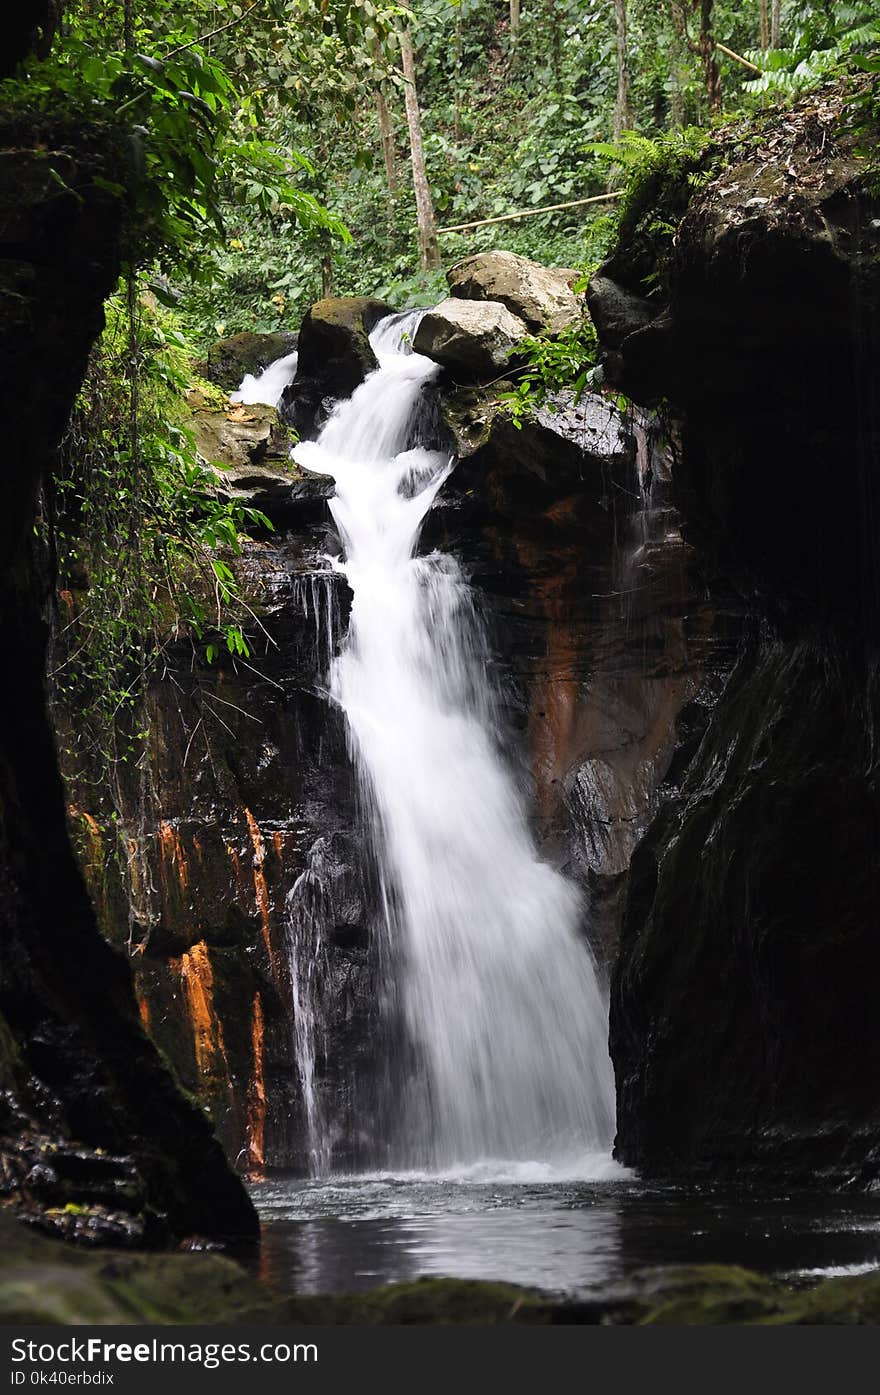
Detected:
left=448, top=250, right=581, bottom=335
left=413, top=297, right=529, bottom=378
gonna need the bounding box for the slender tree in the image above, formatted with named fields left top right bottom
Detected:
left=613, top=0, right=631, bottom=140
left=770, top=0, right=781, bottom=47
left=398, top=6, right=440, bottom=269
left=760, top=0, right=770, bottom=49
left=547, top=0, right=562, bottom=86
left=453, top=0, right=463, bottom=143
left=691, top=0, right=722, bottom=113
left=669, top=1, right=689, bottom=126
left=375, top=87, right=398, bottom=202
left=510, top=0, right=521, bottom=51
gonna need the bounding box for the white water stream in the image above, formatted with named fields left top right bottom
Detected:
left=294, top=310, right=615, bottom=1172
left=231, top=348, right=299, bottom=407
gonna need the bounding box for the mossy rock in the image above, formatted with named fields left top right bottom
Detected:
left=633, top=1264, right=880, bottom=1325
left=197, top=332, right=297, bottom=392
left=279, top=1278, right=561, bottom=1326
left=0, top=1214, right=276, bottom=1324
left=285, top=296, right=393, bottom=438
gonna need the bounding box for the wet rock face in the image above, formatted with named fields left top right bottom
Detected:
left=601, top=91, right=880, bottom=1182
left=0, top=116, right=256, bottom=1243
left=590, top=95, right=880, bottom=625
left=614, top=637, right=880, bottom=1184
left=63, top=521, right=380, bottom=1174
left=427, top=402, right=729, bottom=973
left=448, top=250, right=582, bottom=336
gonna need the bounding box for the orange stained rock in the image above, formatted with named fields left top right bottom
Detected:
left=67, top=805, right=105, bottom=887
left=246, top=991, right=267, bottom=1173
left=179, top=940, right=230, bottom=1085
left=227, top=843, right=244, bottom=883
left=244, top=806, right=275, bottom=966
left=513, top=539, right=582, bottom=826
left=158, top=819, right=190, bottom=892
left=136, top=989, right=151, bottom=1031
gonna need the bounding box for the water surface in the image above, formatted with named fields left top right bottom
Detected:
left=252, top=1170, right=880, bottom=1298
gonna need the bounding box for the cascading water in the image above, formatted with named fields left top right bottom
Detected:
left=294, top=309, right=616, bottom=1172
left=231, top=349, right=299, bottom=407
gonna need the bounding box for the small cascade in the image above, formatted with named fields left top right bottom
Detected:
left=231, top=349, right=299, bottom=407
left=284, top=838, right=333, bottom=1175
left=291, top=570, right=341, bottom=679
left=291, top=308, right=616, bottom=1173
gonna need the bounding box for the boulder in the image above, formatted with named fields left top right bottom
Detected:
left=413, top=297, right=529, bottom=378
left=283, top=295, right=393, bottom=439
left=186, top=395, right=338, bottom=526
left=196, top=331, right=297, bottom=392
left=448, top=250, right=582, bottom=335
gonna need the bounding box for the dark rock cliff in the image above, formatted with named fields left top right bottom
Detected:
left=0, top=111, right=256, bottom=1243
left=594, top=88, right=880, bottom=1182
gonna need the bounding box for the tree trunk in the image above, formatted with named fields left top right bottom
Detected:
left=454, top=5, right=463, bottom=143
left=696, top=0, right=722, bottom=113
left=613, top=0, right=631, bottom=141
left=759, top=0, right=769, bottom=49
left=510, top=0, right=520, bottom=50
left=770, top=0, right=781, bottom=47
left=669, top=2, right=688, bottom=127
left=547, top=0, right=562, bottom=86
left=375, top=88, right=397, bottom=202
left=320, top=236, right=334, bottom=298
left=399, top=18, right=440, bottom=270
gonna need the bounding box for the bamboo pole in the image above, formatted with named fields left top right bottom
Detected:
left=715, top=40, right=762, bottom=73
left=437, top=191, right=624, bottom=236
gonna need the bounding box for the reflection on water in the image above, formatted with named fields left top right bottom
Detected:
left=251, top=1171, right=880, bottom=1298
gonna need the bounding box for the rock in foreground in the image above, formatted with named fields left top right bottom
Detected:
left=413, top=297, right=529, bottom=377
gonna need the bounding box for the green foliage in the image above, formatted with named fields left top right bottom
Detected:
left=741, top=6, right=880, bottom=98
left=586, top=126, right=714, bottom=294
left=3, top=3, right=361, bottom=279
left=499, top=317, right=599, bottom=428
left=49, top=281, right=273, bottom=780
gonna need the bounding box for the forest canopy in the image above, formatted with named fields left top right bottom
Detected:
left=5, top=0, right=879, bottom=787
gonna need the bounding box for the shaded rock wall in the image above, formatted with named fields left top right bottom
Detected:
left=433, top=396, right=735, bottom=971
left=598, top=91, right=880, bottom=1181
left=61, top=522, right=376, bottom=1174
left=0, top=115, right=256, bottom=1241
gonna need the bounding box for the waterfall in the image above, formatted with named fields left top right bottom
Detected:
left=293, top=309, right=616, bottom=1172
